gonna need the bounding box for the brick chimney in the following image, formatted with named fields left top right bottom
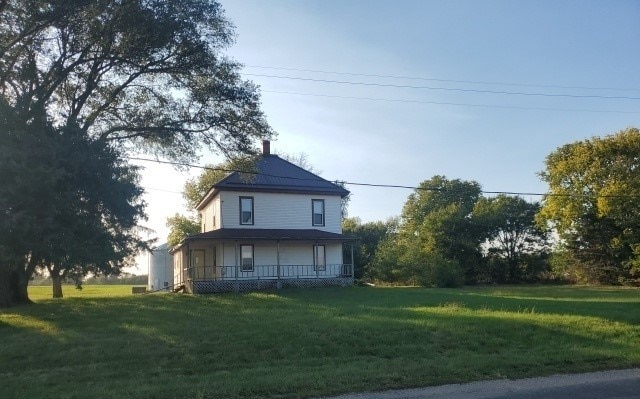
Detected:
left=262, top=139, right=271, bottom=155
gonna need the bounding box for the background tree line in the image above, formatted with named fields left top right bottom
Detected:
left=344, top=128, right=640, bottom=287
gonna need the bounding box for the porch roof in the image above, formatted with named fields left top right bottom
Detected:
left=179, top=228, right=354, bottom=247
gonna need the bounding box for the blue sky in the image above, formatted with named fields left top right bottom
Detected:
left=133, top=0, right=640, bottom=256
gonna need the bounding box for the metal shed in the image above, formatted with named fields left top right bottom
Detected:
left=147, top=243, right=173, bottom=291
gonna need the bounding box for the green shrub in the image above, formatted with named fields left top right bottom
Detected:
left=417, top=253, right=465, bottom=288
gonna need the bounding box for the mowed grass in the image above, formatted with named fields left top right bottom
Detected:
left=1, top=286, right=639, bottom=399
left=27, top=284, right=135, bottom=300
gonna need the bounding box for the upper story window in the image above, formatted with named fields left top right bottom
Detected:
left=239, top=196, right=254, bottom=225
left=312, top=199, right=325, bottom=226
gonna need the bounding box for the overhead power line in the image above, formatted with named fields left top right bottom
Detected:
left=244, top=73, right=640, bottom=101
left=244, top=65, right=640, bottom=93
left=262, top=90, right=640, bottom=114
left=127, top=157, right=640, bottom=199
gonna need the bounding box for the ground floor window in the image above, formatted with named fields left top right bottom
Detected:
left=313, top=245, right=326, bottom=271
left=240, top=244, right=254, bottom=272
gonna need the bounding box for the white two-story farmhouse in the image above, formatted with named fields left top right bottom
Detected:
left=171, top=141, right=354, bottom=293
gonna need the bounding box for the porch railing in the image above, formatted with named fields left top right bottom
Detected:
left=185, top=263, right=353, bottom=281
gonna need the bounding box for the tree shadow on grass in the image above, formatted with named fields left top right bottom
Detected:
left=1, top=287, right=639, bottom=399
left=280, top=286, right=640, bottom=324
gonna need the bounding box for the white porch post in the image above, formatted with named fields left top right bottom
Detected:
left=234, top=240, right=239, bottom=292
left=315, top=241, right=319, bottom=279
left=350, top=241, right=355, bottom=279
left=234, top=240, right=238, bottom=280
left=186, top=243, right=191, bottom=281
left=276, top=240, right=281, bottom=289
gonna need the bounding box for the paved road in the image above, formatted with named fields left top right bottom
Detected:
left=322, top=369, right=640, bottom=399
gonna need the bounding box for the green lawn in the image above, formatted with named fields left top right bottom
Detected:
left=27, top=284, right=136, bottom=300
left=1, top=285, right=639, bottom=399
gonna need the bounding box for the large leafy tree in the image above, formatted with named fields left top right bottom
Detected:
left=403, top=176, right=484, bottom=282
left=374, top=176, right=483, bottom=285
left=0, top=0, right=273, bottom=306
left=473, top=195, right=549, bottom=282
left=0, top=108, right=146, bottom=302
left=0, top=102, right=56, bottom=305
left=0, top=0, right=272, bottom=159
left=538, top=127, right=640, bottom=284
left=42, top=125, right=146, bottom=299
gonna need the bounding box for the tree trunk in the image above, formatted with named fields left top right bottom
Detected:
left=0, top=266, right=32, bottom=307
left=0, top=267, right=12, bottom=308
left=49, top=269, right=64, bottom=299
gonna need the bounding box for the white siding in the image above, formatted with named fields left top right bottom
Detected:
left=218, top=191, right=342, bottom=233
left=222, top=241, right=236, bottom=266
left=173, top=249, right=184, bottom=286
left=218, top=240, right=344, bottom=279
left=219, top=241, right=342, bottom=266
left=200, top=197, right=220, bottom=232
left=276, top=242, right=342, bottom=265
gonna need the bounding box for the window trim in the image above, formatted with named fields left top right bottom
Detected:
left=239, top=196, right=254, bottom=225
left=240, top=244, right=254, bottom=272
left=311, top=199, right=325, bottom=227
left=313, top=244, right=326, bottom=271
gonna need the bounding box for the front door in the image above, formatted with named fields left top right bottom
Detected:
left=190, top=250, right=205, bottom=280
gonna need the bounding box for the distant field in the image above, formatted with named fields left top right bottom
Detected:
left=1, top=285, right=639, bottom=399
left=27, top=284, right=138, bottom=300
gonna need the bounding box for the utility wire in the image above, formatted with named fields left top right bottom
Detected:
left=262, top=90, right=640, bottom=114
left=244, top=65, right=640, bottom=93
left=244, top=73, right=640, bottom=101
left=127, top=157, right=640, bottom=199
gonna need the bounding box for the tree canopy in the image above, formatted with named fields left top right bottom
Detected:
left=0, top=0, right=273, bottom=306
left=0, top=105, right=147, bottom=302
left=473, top=195, right=549, bottom=282
left=342, top=217, right=395, bottom=279
left=0, top=0, right=273, bottom=161
left=166, top=214, right=201, bottom=248
left=370, top=176, right=482, bottom=286
left=369, top=176, right=550, bottom=286
left=401, top=176, right=484, bottom=282
left=538, top=127, right=640, bottom=284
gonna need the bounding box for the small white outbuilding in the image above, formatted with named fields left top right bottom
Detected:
left=147, top=243, right=173, bottom=291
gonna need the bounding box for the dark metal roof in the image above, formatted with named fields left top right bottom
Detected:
left=184, top=228, right=353, bottom=242
left=213, top=155, right=350, bottom=197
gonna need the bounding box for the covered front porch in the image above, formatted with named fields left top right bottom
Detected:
left=171, top=228, right=355, bottom=294
left=188, top=264, right=353, bottom=293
